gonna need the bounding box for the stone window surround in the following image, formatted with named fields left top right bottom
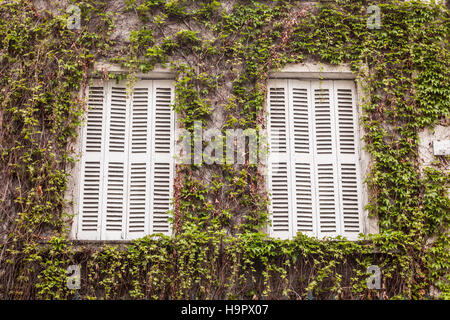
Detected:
left=268, top=62, right=378, bottom=236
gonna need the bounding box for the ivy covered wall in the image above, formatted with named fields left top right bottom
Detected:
left=0, top=0, right=448, bottom=300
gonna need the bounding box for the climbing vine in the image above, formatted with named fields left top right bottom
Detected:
left=0, top=0, right=448, bottom=300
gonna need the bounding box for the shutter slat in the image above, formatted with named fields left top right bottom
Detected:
left=128, top=162, right=148, bottom=236
left=292, top=87, right=310, bottom=154
left=314, top=88, right=333, bottom=155
left=337, top=88, right=356, bottom=154
left=269, top=86, right=288, bottom=153
left=105, top=162, right=125, bottom=237
left=80, top=161, right=101, bottom=232
left=294, top=163, right=314, bottom=233
left=317, top=163, right=337, bottom=234
left=131, top=87, right=150, bottom=154
left=154, top=87, right=172, bottom=154
left=151, top=162, right=171, bottom=233
left=109, top=87, right=127, bottom=153
left=85, top=87, right=104, bottom=152
left=340, top=163, right=360, bottom=232
left=269, top=161, right=290, bottom=235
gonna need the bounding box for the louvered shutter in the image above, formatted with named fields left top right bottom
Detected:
left=334, top=81, right=362, bottom=239
left=78, top=81, right=106, bottom=240
left=267, top=80, right=292, bottom=239
left=125, top=81, right=153, bottom=239
left=266, top=79, right=362, bottom=240
left=150, top=80, right=174, bottom=235
left=288, top=80, right=316, bottom=237
left=101, top=83, right=130, bottom=240
left=311, top=80, right=341, bottom=238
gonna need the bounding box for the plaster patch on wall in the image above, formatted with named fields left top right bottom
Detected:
left=418, top=125, right=450, bottom=173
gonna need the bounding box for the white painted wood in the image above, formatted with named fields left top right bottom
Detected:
left=125, top=81, right=153, bottom=239
left=77, top=80, right=107, bottom=240
left=311, top=80, right=341, bottom=238
left=334, top=81, right=363, bottom=240
left=288, top=80, right=316, bottom=237
left=150, top=80, right=174, bottom=235
left=101, top=83, right=130, bottom=240
left=77, top=79, right=175, bottom=240
left=267, top=79, right=363, bottom=240
left=267, top=79, right=292, bottom=239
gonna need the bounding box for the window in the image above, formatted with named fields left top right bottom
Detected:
left=76, top=79, right=175, bottom=240
left=267, top=79, right=363, bottom=240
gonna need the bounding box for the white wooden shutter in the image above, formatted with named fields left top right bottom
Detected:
left=334, top=81, right=362, bottom=239
left=125, top=81, right=153, bottom=239
left=267, top=80, right=292, bottom=239
left=311, top=80, right=341, bottom=238
left=78, top=82, right=106, bottom=240
left=289, top=80, right=316, bottom=237
left=101, top=84, right=130, bottom=240
left=150, top=80, right=174, bottom=235
left=266, top=79, right=362, bottom=240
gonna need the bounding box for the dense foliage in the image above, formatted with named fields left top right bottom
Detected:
left=0, top=0, right=448, bottom=299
